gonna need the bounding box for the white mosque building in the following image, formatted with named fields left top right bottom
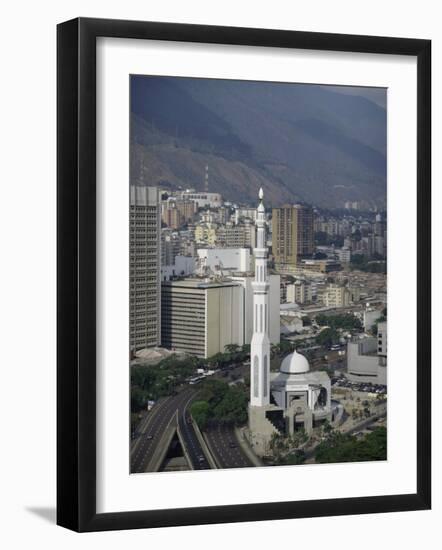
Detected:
left=248, top=189, right=332, bottom=457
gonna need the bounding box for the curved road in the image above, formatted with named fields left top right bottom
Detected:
left=178, top=393, right=211, bottom=470
left=130, top=388, right=210, bottom=473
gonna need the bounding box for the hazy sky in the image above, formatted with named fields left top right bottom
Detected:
left=321, top=85, right=386, bottom=109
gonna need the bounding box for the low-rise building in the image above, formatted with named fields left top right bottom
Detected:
left=286, top=280, right=313, bottom=304
left=178, top=190, right=223, bottom=208
left=347, top=329, right=387, bottom=385
left=161, top=255, right=197, bottom=281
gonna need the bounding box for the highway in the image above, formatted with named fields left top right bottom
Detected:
left=130, top=388, right=210, bottom=472
left=178, top=392, right=211, bottom=470
left=205, top=424, right=253, bottom=469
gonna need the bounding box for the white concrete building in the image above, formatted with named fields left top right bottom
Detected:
left=271, top=351, right=331, bottom=431
left=286, top=280, right=313, bottom=304
left=197, top=247, right=250, bottom=274
left=248, top=190, right=331, bottom=457
left=249, top=188, right=271, bottom=408
left=347, top=328, right=387, bottom=385
left=249, top=347, right=332, bottom=456
left=178, top=190, right=223, bottom=208
left=377, top=321, right=387, bottom=356
left=161, top=255, right=197, bottom=281
left=231, top=273, right=280, bottom=346
left=363, top=307, right=384, bottom=331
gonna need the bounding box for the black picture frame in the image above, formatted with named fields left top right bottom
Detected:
left=57, top=17, right=431, bottom=532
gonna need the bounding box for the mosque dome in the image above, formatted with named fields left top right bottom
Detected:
left=280, top=349, right=310, bottom=375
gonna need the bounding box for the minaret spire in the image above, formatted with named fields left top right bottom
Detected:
left=250, top=188, right=271, bottom=407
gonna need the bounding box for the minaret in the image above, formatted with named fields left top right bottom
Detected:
left=250, top=188, right=271, bottom=407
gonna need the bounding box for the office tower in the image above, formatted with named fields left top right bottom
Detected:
left=161, top=278, right=244, bottom=358
left=272, top=204, right=314, bottom=268
left=130, top=186, right=161, bottom=353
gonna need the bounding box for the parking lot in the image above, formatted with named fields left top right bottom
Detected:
left=331, top=376, right=387, bottom=395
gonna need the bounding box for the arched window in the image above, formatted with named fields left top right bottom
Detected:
left=263, top=355, right=268, bottom=397
left=253, top=356, right=259, bottom=398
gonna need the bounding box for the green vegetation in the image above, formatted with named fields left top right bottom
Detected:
left=279, top=450, right=306, bottom=465
left=269, top=430, right=309, bottom=465
left=371, top=309, right=387, bottom=335
left=190, top=401, right=211, bottom=429
left=316, top=327, right=340, bottom=347
left=314, top=426, right=387, bottom=463
left=271, top=339, right=296, bottom=358
left=130, top=355, right=200, bottom=412
left=350, top=254, right=386, bottom=273
left=314, top=231, right=344, bottom=248
left=191, top=379, right=248, bottom=429
left=316, top=313, right=362, bottom=330
left=207, top=343, right=250, bottom=369
left=302, top=316, right=312, bottom=327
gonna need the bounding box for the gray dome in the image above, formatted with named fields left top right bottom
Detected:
left=280, top=349, right=310, bottom=374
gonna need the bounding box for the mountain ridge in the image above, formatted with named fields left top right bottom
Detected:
left=130, top=76, right=386, bottom=208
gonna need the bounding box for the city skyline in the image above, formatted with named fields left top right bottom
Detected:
left=129, top=76, right=387, bottom=474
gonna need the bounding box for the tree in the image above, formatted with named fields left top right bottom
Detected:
left=131, top=387, right=148, bottom=413
left=302, top=316, right=312, bottom=327
left=212, top=385, right=248, bottom=425
left=283, top=450, right=306, bottom=465
left=314, top=427, right=386, bottom=463
left=199, top=378, right=229, bottom=405
left=224, top=343, right=240, bottom=354
left=316, top=313, right=362, bottom=330
left=190, top=401, right=211, bottom=430
left=316, top=327, right=339, bottom=347
left=241, top=343, right=251, bottom=355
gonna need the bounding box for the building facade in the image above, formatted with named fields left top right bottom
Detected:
left=286, top=280, right=313, bottom=304
left=347, top=328, right=387, bottom=385
left=130, top=186, right=161, bottom=353
left=217, top=220, right=256, bottom=249
left=197, top=248, right=251, bottom=275
left=178, top=190, right=223, bottom=208
left=231, top=274, right=280, bottom=346
left=161, top=278, right=244, bottom=358
left=250, top=188, right=271, bottom=408
left=272, top=204, right=314, bottom=268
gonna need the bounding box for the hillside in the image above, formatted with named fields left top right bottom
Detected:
left=130, top=76, right=386, bottom=208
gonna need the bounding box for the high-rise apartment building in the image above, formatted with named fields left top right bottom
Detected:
left=272, top=204, right=314, bottom=268
left=162, top=199, right=198, bottom=229
left=130, top=186, right=161, bottom=353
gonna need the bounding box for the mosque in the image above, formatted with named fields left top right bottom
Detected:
left=248, top=189, right=332, bottom=457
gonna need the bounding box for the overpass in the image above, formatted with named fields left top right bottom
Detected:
left=130, top=388, right=214, bottom=473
